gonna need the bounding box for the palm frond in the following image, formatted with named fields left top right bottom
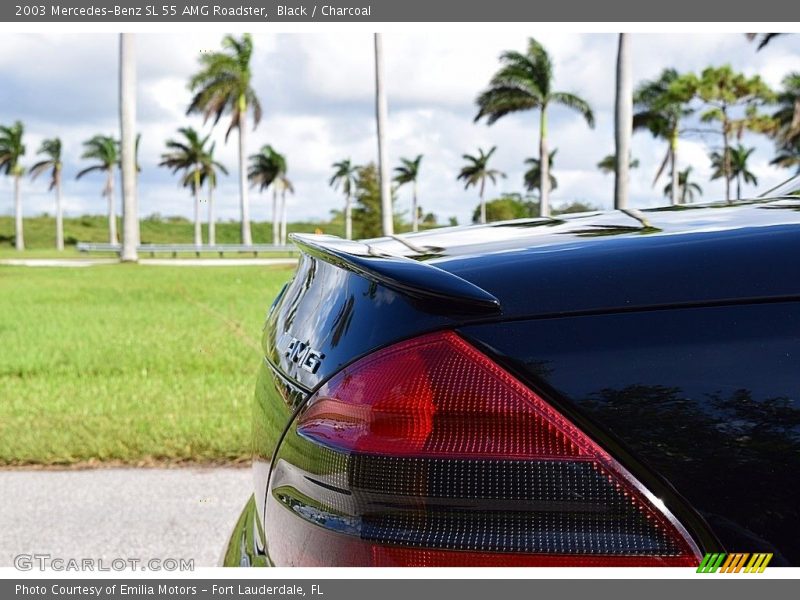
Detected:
left=0, top=121, right=26, bottom=174
left=75, top=164, right=106, bottom=179
left=550, top=92, right=595, bottom=127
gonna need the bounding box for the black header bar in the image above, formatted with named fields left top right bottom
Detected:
left=2, top=0, right=799, bottom=22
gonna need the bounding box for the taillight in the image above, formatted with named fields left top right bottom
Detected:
left=265, top=331, right=701, bottom=566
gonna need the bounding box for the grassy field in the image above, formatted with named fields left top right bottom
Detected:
left=0, top=263, right=294, bottom=466
left=0, top=215, right=337, bottom=258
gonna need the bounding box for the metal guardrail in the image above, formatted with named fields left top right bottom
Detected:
left=76, top=242, right=299, bottom=257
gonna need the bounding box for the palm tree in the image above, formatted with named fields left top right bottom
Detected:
left=29, top=138, right=64, bottom=251
left=664, top=166, right=703, bottom=204
left=374, top=33, right=393, bottom=236
left=277, top=171, right=294, bottom=246
left=614, top=33, right=633, bottom=209
left=76, top=135, right=119, bottom=245
left=249, top=145, right=284, bottom=244
left=457, top=146, right=506, bottom=224
left=330, top=159, right=359, bottom=240
left=199, top=142, right=227, bottom=246
left=0, top=121, right=26, bottom=250
left=159, top=127, right=212, bottom=246
left=711, top=145, right=758, bottom=200
left=771, top=73, right=800, bottom=167
left=524, top=150, right=558, bottom=195
left=597, top=153, right=639, bottom=174
left=475, top=37, right=594, bottom=217
left=120, top=33, right=139, bottom=262
left=250, top=147, right=294, bottom=246
left=393, top=155, right=423, bottom=232
left=729, top=146, right=758, bottom=200
left=188, top=33, right=261, bottom=246
left=633, top=69, right=693, bottom=206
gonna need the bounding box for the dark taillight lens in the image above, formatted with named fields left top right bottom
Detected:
left=266, top=331, right=701, bottom=566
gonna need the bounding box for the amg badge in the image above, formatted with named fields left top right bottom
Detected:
left=280, top=333, right=325, bottom=374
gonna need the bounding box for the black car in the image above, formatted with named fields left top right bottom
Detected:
left=222, top=191, right=800, bottom=567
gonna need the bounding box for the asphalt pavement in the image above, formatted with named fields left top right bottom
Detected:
left=0, top=467, right=252, bottom=569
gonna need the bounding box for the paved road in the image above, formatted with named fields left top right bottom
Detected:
left=0, top=258, right=297, bottom=267
left=0, top=467, right=252, bottom=569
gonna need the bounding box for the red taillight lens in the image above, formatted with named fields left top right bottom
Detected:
left=266, top=331, right=701, bottom=566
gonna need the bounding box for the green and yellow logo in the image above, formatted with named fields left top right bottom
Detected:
left=697, top=553, right=773, bottom=573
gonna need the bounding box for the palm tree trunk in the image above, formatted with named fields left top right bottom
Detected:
left=193, top=175, right=202, bottom=246
left=14, top=173, right=24, bottom=251
left=479, top=178, right=486, bottom=224
left=412, top=180, right=418, bottom=232
left=237, top=103, right=253, bottom=246
left=208, top=185, right=216, bottom=246
left=345, top=191, right=352, bottom=240
left=614, top=33, right=632, bottom=210
left=119, top=32, right=139, bottom=262
left=539, top=108, right=550, bottom=217
left=737, top=174, right=742, bottom=201
left=280, top=190, right=288, bottom=246
left=670, top=130, right=679, bottom=206
left=272, top=186, right=278, bottom=245
left=107, top=167, right=118, bottom=245
left=374, top=33, right=393, bottom=236
left=722, top=111, right=731, bottom=203
left=55, top=172, right=64, bottom=251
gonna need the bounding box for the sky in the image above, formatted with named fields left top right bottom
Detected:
left=0, top=32, right=798, bottom=225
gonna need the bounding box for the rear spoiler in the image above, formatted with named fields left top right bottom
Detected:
left=290, top=234, right=501, bottom=315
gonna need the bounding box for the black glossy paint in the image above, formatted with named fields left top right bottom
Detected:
left=228, top=198, right=800, bottom=566
left=262, top=254, right=469, bottom=392
left=290, top=233, right=501, bottom=313
left=264, top=200, right=800, bottom=393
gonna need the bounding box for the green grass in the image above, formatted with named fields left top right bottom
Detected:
left=0, top=247, right=100, bottom=259
left=0, top=214, right=339, bottom=257
left=0, top=264, right=294, bottom=466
